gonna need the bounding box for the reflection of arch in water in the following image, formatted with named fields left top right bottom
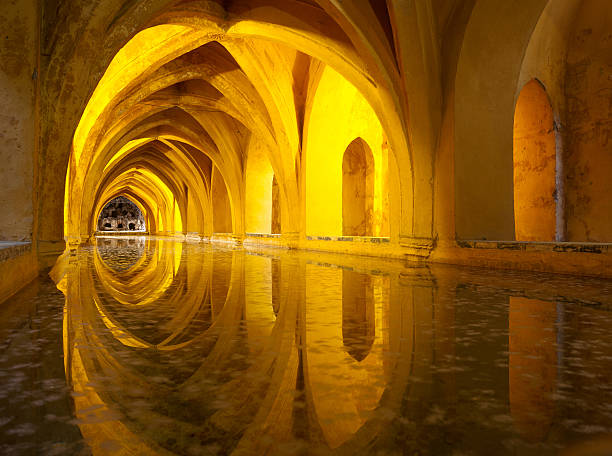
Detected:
left=57, top=247, right=428, bottom=454
left=95, top=236, right=148, bottom=272
left=93, top=238, right=176, bottom=307
left=59, top=245, right=250, bottom=455
left=303, top=262, right=391, bottom=449
left=342, top=269, right=375, bottom=361
left=509, top=297, right=557, bottom=442
left=88, top=240, right=222, bottom=351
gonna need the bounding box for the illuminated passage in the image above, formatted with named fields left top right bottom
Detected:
left=1, top=237, right=610, bottom=454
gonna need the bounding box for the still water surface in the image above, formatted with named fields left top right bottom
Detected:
left=1, top=236, right=612, bottom=455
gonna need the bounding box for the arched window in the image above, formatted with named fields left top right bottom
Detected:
left=342, top=138, right=375, bottom=236
left=513, top=79, right=556, bottom=241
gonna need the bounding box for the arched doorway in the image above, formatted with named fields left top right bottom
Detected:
left=513, top=79, right=556, bottom=241
left=342, top=138, right=374, bottom=236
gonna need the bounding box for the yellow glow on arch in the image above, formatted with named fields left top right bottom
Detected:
left=103, top=139, right=154, bottom=172
left=173, top=199, right=183, bottom=234
left=73, top=25, right=204, bottom=164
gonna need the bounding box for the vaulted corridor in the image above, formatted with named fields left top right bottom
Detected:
left=0, top=0, right=611, bottom=454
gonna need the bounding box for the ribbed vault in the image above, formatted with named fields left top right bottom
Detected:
left=59, top=0, right=420, bottom=245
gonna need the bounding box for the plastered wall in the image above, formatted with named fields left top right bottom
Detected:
left=0, top=0, right=38, bottom=241
left=564, top=0, right=612, bottom=242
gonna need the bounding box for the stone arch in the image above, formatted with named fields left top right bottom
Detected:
left=42, top=0, right=416, bottom=251
left=454, top=0, right=550, bottom=240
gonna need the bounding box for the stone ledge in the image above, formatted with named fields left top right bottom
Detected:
left=0, top=242, right=32, bottom=262
left=305, top=235, right=391, bottom=243
left=246, top=233, right=282, bottom=238
left=458, top=240, right=611, bottom=254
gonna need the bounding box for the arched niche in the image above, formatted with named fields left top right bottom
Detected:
left=211, top=165, right=232, bottom=234
left=513, top=79, right=556, bottom=241
left=342, top=138, right=375, bottom=237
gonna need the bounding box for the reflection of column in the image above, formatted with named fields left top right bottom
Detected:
left=342, top=270, right=375, bottom=361
left=509, top=297, right=557, bottom=442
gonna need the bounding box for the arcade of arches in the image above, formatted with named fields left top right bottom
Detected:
left=1, top=1, right=612, bottom=454
left=1, top=2, right=612, bottom=312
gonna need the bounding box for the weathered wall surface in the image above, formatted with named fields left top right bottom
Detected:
left=513, top=80, right=556, bottom=242
left=0, top=0, right=38, bottom=241
left=565, top=0, right=612, bottom=242
left=0, top=248, right=38, bottom=304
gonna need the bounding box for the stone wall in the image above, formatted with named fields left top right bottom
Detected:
left=97, top=197, right=145, bottom=232
left=0, top=0, right=38, bottom=241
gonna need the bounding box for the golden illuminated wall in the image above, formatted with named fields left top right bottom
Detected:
left=305, top=65, right=388, bottom=238
left=513, top=80, right=556, bottom=242
left=245, top=139, right=274, bottom=235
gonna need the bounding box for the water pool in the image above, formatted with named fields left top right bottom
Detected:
left=1, top=236, right=612, bottom=455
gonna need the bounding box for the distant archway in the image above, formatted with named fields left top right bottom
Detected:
left=97, top=196, right=146, bottom=232
left=513, top=79, right=556, bottom=241
left=342, top=138, right=374, bottom=236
